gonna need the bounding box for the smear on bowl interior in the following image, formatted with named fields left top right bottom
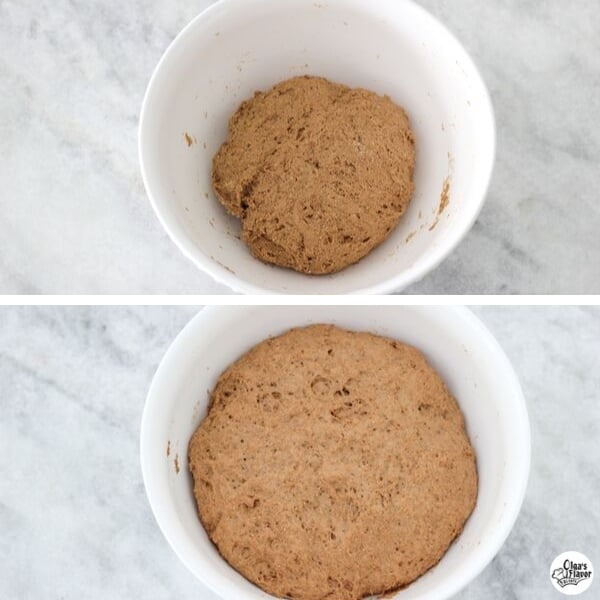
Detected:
left=211, top=76, right=416, bottom=275
left=188, top=324, right=477, bottom=600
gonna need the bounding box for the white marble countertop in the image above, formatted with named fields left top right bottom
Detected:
left=0, top=1, right=599, bottom=294
left=1, top=306, right=599, bottom=598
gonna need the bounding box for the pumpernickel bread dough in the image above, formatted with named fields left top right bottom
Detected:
left=212, top=76, right=416, bottom=274
left=188, top=325, right=477, bottom=600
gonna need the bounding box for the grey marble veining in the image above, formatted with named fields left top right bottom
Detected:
left=0, top=1, right=599, bottom=294
left=1, top=306, right=599, bottom=599
left=408, top=1, right=600, bottom=294
left=0, top=1, right=227, bottom=294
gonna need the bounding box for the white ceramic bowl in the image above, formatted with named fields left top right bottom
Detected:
left=139, top=0, right=495, bottom=294
left=141, top=306, right=529, bottom=600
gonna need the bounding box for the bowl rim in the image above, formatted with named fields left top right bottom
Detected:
left=138, top=0, right=497, bottom=295
left=140, top=306, right=530, bottom=600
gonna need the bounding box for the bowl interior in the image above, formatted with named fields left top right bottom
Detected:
left=141, top=306, right=529, bottom=600
left=140, top=0, right=495, bottom=294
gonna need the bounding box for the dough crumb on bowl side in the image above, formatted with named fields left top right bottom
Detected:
left=212, top=76, right=416, bottom=275
left=188, top=324, right=478, bottom=600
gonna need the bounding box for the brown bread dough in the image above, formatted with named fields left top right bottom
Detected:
left=212, top=76, right=416, bottom=274
left=189, top=325, right=477, bottom=600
